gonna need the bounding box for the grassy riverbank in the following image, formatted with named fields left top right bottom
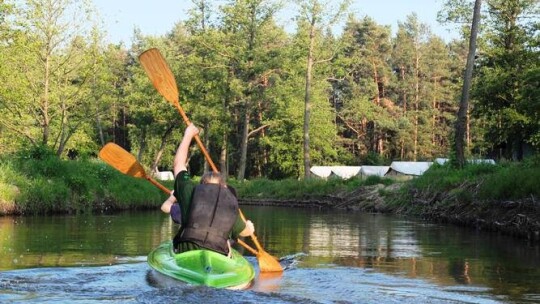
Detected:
left=0, top=149, right=167, bottom=215
left=228, top=175, right=392, bottom=200
left=0, top=151, right=388, bottom=215
left=2, top=147, right=539, bottom=243
left=387, top=158, right=540, bottom=241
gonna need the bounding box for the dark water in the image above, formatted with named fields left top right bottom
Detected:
left=0, top=206, right=538, bottom=303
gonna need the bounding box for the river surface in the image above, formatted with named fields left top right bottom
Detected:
left=0, top=206, right=539, bottom=303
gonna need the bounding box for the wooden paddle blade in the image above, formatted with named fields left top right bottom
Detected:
left=238, top=209, right=283, bottom=273
left=98, top=143, right=147, bottom=178
left=256, top=249, right=283, bottom=273
left=139, top=48, right=179, bottom=106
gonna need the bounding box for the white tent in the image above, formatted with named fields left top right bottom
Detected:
left=386, top=161, right=433, bottom=177
left=359, top=166, right=390, bottom=178
left=156, top=171, right=174, bottom=180
left=435, top=158, right=448, bottom=165
left=329, top=166, right=362, bottom=179
left=469, top=158, right=496, bottom=165
left=435, top=158, right=496, bottom=165
left=310, top=166, right=333, bottom=179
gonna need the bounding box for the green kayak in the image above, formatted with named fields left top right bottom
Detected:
left=147, top=241, right=255, bottom=289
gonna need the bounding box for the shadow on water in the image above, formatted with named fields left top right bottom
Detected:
left=0, top=207, right=539, bottom=303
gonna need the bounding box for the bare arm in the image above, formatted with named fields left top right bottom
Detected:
left=173, top=124, right=200, bottom=177
left=239, top=220, right=255, bottom=237
left=161, top=192, right=176, bottom=214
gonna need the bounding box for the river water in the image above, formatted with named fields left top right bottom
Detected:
left=0, top=206, right=538, bottom=303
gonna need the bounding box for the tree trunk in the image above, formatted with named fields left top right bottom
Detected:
left=220, top=131, right=228, bottom=180
left=137, top=128, right=147, bottom=162
left=400, top=66, right=407, bottom=113
left=432, top=78, right=438, bottom=150
left=455, top=0, right=482, bottom=168
left=237, top=109, right=249, bottom=180
left=42, top=50, right=51, bottom=146
left=303, top=19, right=316, bottom=179
left=151, top=124, right=175, bottom=174
left=96, top=113, right=105, bottom=146
left=413, top=51, right=420, bottom=162
left=372, top=60, right=384, bottom=155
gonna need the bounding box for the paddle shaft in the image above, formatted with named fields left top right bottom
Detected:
left=147, top=177, right=172, bottom=194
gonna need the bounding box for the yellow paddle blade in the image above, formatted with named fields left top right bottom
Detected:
left=256, top=249, right=283, bottom=273
left=139, top=48, right=179, bottom=106
left=98, top=143, right=147, bottom=178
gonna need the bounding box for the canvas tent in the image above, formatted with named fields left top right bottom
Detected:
left=329, top=166, right=362, bottom=179
left=469, top=159, right=496, bottom=164
left=155, top=171, right=174, bottom=180
left=310, top=166, right=333, bottom=179
left=359, top=166, right=390, bottom=178
left=386, top=161, right=433, bottom=179
left=435, top=158, right=496, bottom=165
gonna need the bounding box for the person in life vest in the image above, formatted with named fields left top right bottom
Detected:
left=160, top=123, right=255, bottom=256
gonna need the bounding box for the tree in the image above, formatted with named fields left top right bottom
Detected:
left=0, top=1, right=17, bottom=154
left=124, top=33, right=183, bottom=174
left=335, top=16, right=396, bottom=161
left=294, top=0, right=349, bottom=178
left=0, top=0, right=102, bottom=156
left=219, top=0, right=283, bottom=180
left=471, top=0, right=539, bottom=160
left=389, top=14, right=447, bottom=161
left=455, top=0, right=481, bottom=167
left=183, top=0, right=237, bottom=177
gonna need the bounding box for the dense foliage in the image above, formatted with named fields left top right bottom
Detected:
left=0, top=0, right=538, bottom=180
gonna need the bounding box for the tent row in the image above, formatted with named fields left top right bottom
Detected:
left=311, top=158, right=495, bottom=180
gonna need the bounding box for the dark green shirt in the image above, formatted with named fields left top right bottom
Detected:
left=171, top=170, right=245, bottom=253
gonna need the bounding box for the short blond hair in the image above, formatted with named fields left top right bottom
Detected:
left=200, top=172, right=224, bottom=185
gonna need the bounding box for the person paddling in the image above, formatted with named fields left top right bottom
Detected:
left=160, top=123, right=255, bottom=256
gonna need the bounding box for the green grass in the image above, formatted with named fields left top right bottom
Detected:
left=228, top=175, right=392, bottom=200
left=0, top=163, right=21, bottom=213
left=478, top=160, right=540, bottom=200
left=0, top=150, right=166, bottom=215
left=409, top=157, right=540, bottom=201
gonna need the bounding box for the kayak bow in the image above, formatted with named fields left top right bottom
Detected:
left=147, top=241, right=255, bottom=290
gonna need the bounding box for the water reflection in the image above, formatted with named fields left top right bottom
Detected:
left=0, top=213, right=169, bottom=270
left=240, top=206, right=540, bottom=302
left=0, top=206, right=539, bottom=303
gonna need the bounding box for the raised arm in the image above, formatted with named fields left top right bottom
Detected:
left=173, top=123, right=200, bottom=177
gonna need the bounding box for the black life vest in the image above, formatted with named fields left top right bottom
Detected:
left=178, top=184, right=239, bottom=254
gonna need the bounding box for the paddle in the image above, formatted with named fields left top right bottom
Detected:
left=138, top=48, right=218, bottom=173
left=139, top=48, right=283, bottom=273
left=98, top=142, right=261, bottom=256
left=98, top=142, right=170, bottom=194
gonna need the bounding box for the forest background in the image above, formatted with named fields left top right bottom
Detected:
left=0, top=0, right=539, bottom=182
